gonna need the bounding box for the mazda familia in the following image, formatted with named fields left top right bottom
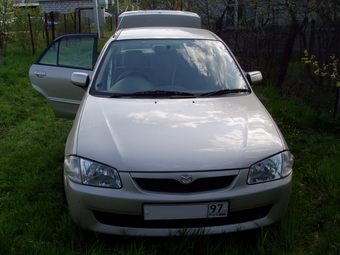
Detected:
left=29, top=10, right=293, bottom=236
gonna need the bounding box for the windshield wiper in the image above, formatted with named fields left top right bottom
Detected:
left=108, top=93, right=131, bottom=98
left=108, top=89, right=249, bottom=98
left=110, top=90, right=196, bottom=98
left=130, top=90, right=196, bottom=97
left=199, top=88, right=250, bottom=97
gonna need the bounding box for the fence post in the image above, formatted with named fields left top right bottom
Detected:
left=78, top=9, right=81, bottom=33
left=74, top=11, right=77, bottom=33
left=50, top=11, right=55, bottom=40
left=28, top=14, right=35, bottom=55
left=64, top=14, right=67, bottom=34
left=44, top=12, right=50, bottom=47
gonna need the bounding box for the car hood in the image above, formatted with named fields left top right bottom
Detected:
left=75, top=94, right=284, bottom=171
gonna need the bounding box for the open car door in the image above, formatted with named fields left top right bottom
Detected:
left=29, top=33, right=98, bottom=119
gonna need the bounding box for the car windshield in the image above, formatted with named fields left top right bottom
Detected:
left=90, top=39, right=248, bottom=97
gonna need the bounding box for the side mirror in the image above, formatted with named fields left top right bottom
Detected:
left=71, top=72, right=90, bottom=87
left=246, top=71, right=263, bottom=85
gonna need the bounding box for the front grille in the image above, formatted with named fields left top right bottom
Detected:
left=93, top=204, right=272, bottom=229
left=133, top=176, right=236, bottom=193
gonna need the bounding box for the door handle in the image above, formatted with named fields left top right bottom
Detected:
left=34, top=71, right=46, bottom=78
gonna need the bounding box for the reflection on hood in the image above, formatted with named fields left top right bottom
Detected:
left=76, top=95, right=283, bottom=171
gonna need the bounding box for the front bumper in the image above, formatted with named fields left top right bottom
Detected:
left=64, top=168, right=292, bottom=236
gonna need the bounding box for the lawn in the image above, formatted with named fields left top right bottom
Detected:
left=0, top=40, right=340, bottom=255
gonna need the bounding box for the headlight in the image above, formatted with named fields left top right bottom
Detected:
left=248, top=151, right=293, bottom=184
left=64, top=156, right=122, bottom=188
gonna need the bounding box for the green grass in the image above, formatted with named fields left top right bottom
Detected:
left=1, top=40, right=340, bottom=255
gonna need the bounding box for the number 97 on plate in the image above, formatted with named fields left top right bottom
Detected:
left=208, top=202, right=228, bottom=218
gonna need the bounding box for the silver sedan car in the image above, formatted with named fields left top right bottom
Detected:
left=29, top=24, right=293, bottom=236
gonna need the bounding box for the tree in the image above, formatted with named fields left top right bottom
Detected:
left=0, top=0, right=12, bottom=56
left=302, top=51, right=340, bottom=117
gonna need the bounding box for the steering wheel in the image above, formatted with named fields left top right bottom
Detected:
left=116, top=71, right=149, bottom=83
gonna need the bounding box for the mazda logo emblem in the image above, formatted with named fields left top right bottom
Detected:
left=180, top=174, right=192, bottom=184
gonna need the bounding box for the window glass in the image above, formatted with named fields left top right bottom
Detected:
left=59, top=37, right=94, bottom=69
left=39, top=43, right=58, bottom=65
left=39, top=37, right=95, bottom=69
left=91, top=39, right=247, bottom=95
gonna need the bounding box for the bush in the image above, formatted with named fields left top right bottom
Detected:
left=12, top=7, right=44, bottom=52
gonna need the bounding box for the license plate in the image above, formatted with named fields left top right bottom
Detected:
left=207, top=203, right=228, bottom=217
left=143, top=202, right=228, bottom=220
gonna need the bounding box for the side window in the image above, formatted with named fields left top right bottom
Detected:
left=59, top=37, right=94, bottom=69
left=39, top=43, right=58, bottom=65
left=38, top=35, right=97, bottom=70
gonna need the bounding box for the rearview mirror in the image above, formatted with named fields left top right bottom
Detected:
left=71, top=72, right=90, bottom=87
left=246, top=71, right=263, bottom=85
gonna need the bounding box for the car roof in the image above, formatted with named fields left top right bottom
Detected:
left=119, top=10, right=200, bottom=18
left=117, top=10, right=201, bottom=29
left=114, top=27, right=219, bottom=41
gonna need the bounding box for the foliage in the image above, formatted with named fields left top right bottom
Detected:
left=12, top=7, right=44, bottom=52
left=0, top=0, right=13, bottom=55
left=54, top=11, right=92, bottom=36
left=302, top=50, right=340, bottom=87
left=109, top=1, right=138, bottom=13
left=137, top=0, right=177, bottom=10
left=301, top=50, right=340, bottom=116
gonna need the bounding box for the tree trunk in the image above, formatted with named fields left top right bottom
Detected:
left=276, top=18, right=308, bottom=90
left=334, top=87, right=340, bottom=118
left=308, top=19, right=316, bottom=54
